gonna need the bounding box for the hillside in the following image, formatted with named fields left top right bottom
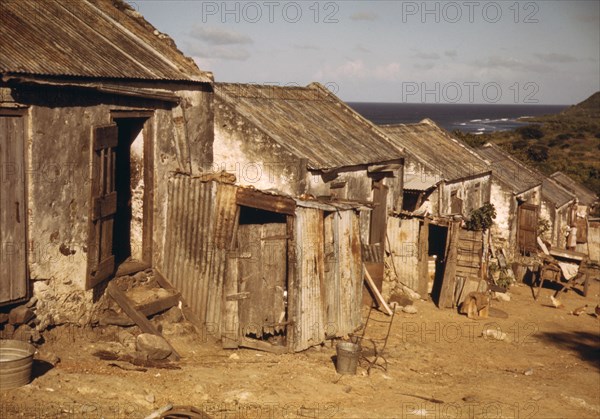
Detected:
left=455, top=92, right=600, bottom=203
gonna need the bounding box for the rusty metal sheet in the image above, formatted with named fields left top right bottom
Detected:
left=550, top=171, right=597, bottom=207
left=382, top=120, right=490, bottom=182
left=162, top=176, right=237, bottom=335
left=0, top=0, right=210, bottom=82
left=236, top=188, right=296, bottom=215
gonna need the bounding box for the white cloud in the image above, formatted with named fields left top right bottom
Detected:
left=445, top=50, right=457, bottom=58
left=414, top=52, right=440, bottom=60
left=189, top=26, right=252, bottom=45
left=189, top=45, right=251, bottom=61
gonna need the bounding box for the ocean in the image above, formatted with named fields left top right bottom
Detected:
left=347, top=103, right=568, bottom=134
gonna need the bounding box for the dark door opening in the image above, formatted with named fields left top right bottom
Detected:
left=429, top=224, right=448, bottom=306
left=112, top=118, right=146, bottom=267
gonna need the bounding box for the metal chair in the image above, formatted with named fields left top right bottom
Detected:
left=350, top=304, right=396, bottom=374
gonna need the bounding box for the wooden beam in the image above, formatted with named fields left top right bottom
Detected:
left=135, top=292, right=180, bottom=317
left=240, top=337, right=288, bottom=354
left=236, top=188, right=296, bottom=215
left=107, top=282, right=180, bottom=361
left=154, top=269, right=204, bottom=334
left=364, top=264, right=393, bottom=316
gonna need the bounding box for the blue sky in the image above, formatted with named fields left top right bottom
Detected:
left=131, top=1, right=599, bottom=104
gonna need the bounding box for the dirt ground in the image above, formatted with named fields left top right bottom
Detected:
left=1, top=277, right=599, bottom=419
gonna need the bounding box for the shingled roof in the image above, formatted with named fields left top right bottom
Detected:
left=550, top=172, right=598, bottom=206
left=214, top=83, right=404, bottom=171
left=380, top=119, right=490, bottom=182
left=0, top=0, right=210, bottom=82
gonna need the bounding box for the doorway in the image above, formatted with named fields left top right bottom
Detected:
left=429, top=224, right=449, bottom=306
left=236, top=206, right=289, bottom=347
left=86, top=117, right=151, bottom=290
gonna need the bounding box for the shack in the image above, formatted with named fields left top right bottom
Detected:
left=549, top=171, right=599, bottom=255
left=212, top=83, right=405, bottom=253
left=472, top=145, right=576, bottom=250
left=0, top=0, right=214, bottom=326
left=159, top=174, right=365, bottom=352
left=379, top=120, right=492, bottom=298
left=474, top=144, right=542, bottom=261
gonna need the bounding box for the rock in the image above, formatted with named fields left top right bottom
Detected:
left=36, top=350, right=60, bottom=366
left=389, top=293, right=413, bottom=307
left=25, top=296, right=38, bottom=308
left=161, top=306, right=183, bottom=323
left=229, top=352, right=240, bottom=360
left=13, top=324, right=42, bottom=343
left=1, top=323, right=15, bottom=338
left=0, top=313, right=9, bottom=324
left=8, top=305, right=35, bottom=325
left=145, top=393, right=155, bottom=404
left=482, top=328, right=507, bottom=341
left=401, top=286, right=421, bottom=301
left=524, top=368, right=533, bottom=376
left=117, top=330, right=137, bottom=351
left=136, top=333, right=172, bottom=360
left=403, top=305, right=418, bottom=314
left=494, top=292, right=511, bottom=302
left=343, top=386, right=352, bottom=393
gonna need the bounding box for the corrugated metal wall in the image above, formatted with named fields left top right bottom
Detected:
left=292, top=207, right=326, bottom=352
left=324, top=210, right=363, bottom=339
left=161, top=176, right=237, bottom=334
left=387, top=217, right=421, bottom=291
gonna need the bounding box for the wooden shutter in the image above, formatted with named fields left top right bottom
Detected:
left=0, top=115, right=27, bottom=305
left=370, top=179, right=388, bottom=254
left=86, top=124, right=118, bottom=289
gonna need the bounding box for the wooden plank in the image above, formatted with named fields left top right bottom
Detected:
left=367, top=163, right=402, bottom=173
left=240, top=337, right=288, bottom=354
left=418, top=218, right=430, bottom=297
left=236, top=188, right=296, bottom=215
left=107, top=282, right=180, bottom=360
left=88, top=256, right=115, bottom=289
left=135, top=292, right=181, bottom=317
left=537, top=237, right=550, bottom=255
left=0, top=115, right=27, bottom=305
left=549, top=248, right=585, bottom=261
left=93, top=124, right=118, bottom=150
left=369, top=180, right=388, bottom=252
left=364, top=264, right=393, bottom=316
left=439, top=220, right=461, bottom=309
left=92, top=191, right=117, bottom=220
left=222, top=254, right=240, bottom=349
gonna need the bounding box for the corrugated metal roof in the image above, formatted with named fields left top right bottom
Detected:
left=0, top=0, right=210, bottom=82
left=550, top=172, right=598, bottom=206
left=381, top=119, right=490, bottom=181
left=475, top=143, right=575, bottom=206
left=474, top=144, right=541, bottom=195
left=214, top=83, right=404, bottom=170
left=404, top=173, right=440, bottom=191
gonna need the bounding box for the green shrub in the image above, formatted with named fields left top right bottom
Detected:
left=517, top=125, right=544, bottom=140
left=527, top=145, right=550, bottom=162
left=466, top=203, right=497, bottom=231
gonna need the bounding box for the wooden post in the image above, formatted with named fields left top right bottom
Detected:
left=418, top=218, right=430, bottom=297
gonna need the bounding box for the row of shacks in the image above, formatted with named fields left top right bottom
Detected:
left=1, top=0, right=598, bottom=353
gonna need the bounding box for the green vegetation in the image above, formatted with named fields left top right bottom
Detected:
left=455, top=92, right=600, bottom=202
left=466, top=203, right=497, bottom=231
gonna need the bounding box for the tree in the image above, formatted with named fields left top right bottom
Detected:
left=517, top=125, right=544, bottom=140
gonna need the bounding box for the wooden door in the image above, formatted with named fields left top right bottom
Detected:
left=370, top=179, right=388, bottom=253
left=237, top=223, right=287, bottom=340
left=517, top=203, right=538, bottom=254
left=0, top=115, right=27, bottom=305
left=86, top=124, right=118, bottom=289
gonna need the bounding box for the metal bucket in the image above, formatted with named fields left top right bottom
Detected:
left=0, top=339, right=36, bottom=390
left=336, top=342, right=361, bottom=375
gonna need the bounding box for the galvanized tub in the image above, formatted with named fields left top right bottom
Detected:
left=335, top=342, right=361, bottom=375
left=0, top=339, right=36, bottom=390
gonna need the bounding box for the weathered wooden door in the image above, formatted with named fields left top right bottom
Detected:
left=236, top=223, right=287, bottom=342
left=0, top=115, right=27, bottom=305
left=370, top=179, right=388, bottom=251
left=86, top=124, right=118, bottom=289
left=517, top=203, right=538, bottom=254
